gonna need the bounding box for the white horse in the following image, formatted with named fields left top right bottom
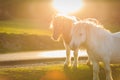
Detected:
left=70, top=20, right=120, bottom=80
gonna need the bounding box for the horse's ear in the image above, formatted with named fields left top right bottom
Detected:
left=49, top=21, right=53, bottom=29
left=49, top=15, right=55, bottom=29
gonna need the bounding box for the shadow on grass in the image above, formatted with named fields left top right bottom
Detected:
left=0, top=64, right=120, bottom=80
left=64, top=65, right=93, bottom=80
left=64, top=65, right=120, bottom=80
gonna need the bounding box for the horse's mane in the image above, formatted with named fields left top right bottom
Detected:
left=84, top=19, right=102, bottom=28
left=50, top=14, right=78, bottom=29
left=55, top=14, right=78, bottom=22
left=84, top=18, right=100, bottom=25
left=81, top=19, right=111, bottom=33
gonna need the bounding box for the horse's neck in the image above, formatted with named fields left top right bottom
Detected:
left=62, top=28, right=71, bottom=44
left=62, top=24, right=73, bottom=44
left=62, top=18, right=77, bottom=44
left=113, top=32, right=120, bottom=38
left=86, top=26, right=111, bottom=50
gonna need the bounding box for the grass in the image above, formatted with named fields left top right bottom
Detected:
left=0, top=64, right=120, bottom=80
left=0, top=27, right=51, bottom=35
left=0, top=20, right=64, bottom=53
left=0, top=64, right=92, bottom=80
left=0, top=20, right=51, bottom=36
left=0, top=21, right=119, bottom=80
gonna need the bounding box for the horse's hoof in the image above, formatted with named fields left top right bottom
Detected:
left=72, top=64, right=78, bottom=69
left=86, top=61, right=92, bottom=65
left=64, top=65, right=69, bottom=69
left=64, top=62, right=71, bottom=68
left=87, top=62, right=90, bottom=65
left=86, top=62, right=92, bottom=68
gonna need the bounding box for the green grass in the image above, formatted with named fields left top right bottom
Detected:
left=0, top=64, right=62, bottom=80
left=0, top=20, right=51, bottom=36
left=0, top=64, right=92, bottom=80
left=0, top=64, right=120, bottom=80
left=0, top=27, right=51, bottom=36
left=0, top=21, right=65, bottom=53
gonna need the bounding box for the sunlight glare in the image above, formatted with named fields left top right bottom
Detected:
left=53, top=0, right=84, bottom=14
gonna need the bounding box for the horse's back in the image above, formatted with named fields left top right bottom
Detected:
left=112, top=32, right=120, bottom=38
left=112, top=32, right=120, bottom=54
left=111, top=32, right=120, bottom=63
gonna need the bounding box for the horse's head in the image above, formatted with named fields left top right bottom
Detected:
left=50, top=14, right=78, bottom=41
left=50, top=15, right=64, bottom=41
left=70, top=21, right=87, bottom=50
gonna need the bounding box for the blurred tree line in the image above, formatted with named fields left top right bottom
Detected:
left=0, top=0, right=119, bottom=31
left=0, top=0, right=52, bottom=20
left=0, top=33, right=64, bottom=53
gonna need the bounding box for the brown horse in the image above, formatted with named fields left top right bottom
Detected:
left=50, top=14, right=79, bottom=67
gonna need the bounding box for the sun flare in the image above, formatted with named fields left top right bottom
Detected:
left=53, top=0, right=84, bottom=14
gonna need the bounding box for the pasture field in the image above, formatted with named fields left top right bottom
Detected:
left=0, top=20, right=119, bottom=53
left=0, top=64, right=120, bottom=80
left=0, top=20, right=119, bottom=35
left=0, top=21, right=64, bottom=53
left=0, top=20, right=51, bottom=36
left=0, top=64, right=93, bottom=80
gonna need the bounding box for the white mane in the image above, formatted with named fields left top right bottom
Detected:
left=76, top=20, right=111, bottom=34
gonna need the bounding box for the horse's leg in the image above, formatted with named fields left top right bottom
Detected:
left=86, top=53, right=92, bottom=65
left=73, top=48, right=79, bottom=68
left=64, top=44, right=71, bottom=67
left=87, top=50, right=99, bottom=80
left=92, top=60, right=100, bottom=80
left=103, top=59, right=113, bottom=80
left=86, top=50, right=93, bottom=65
